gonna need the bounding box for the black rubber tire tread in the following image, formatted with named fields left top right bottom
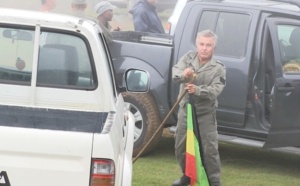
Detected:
left=122, top=92, right=163, bottom=157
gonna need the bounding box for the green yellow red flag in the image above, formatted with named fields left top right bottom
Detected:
left=185, top=102, right=210, bottom=186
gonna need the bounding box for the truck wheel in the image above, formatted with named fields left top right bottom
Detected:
left=122, top=92, right=162, bottom=157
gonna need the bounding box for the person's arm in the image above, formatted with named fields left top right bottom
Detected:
left=172, top=53, right=195, bottom=83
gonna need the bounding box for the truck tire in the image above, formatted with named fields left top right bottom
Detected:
left=122, top=92, right=162, bottom=157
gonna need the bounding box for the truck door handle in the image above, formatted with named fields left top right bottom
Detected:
left=277, top=86, right=295, bottom=92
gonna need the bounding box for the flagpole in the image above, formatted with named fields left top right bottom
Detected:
left=133, top=89, right=188, bottom=163
left=133, top=74, right=196, bottom=163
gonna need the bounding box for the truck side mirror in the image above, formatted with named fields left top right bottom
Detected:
left=124, top=69, right=149, bottom=92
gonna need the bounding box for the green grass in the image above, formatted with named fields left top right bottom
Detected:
left=132, top=136, right=300, bottom=186
left=132, top=136, right=181, bottom=186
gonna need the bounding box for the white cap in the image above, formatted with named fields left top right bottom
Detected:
left=95, top=1, right=116, bottom=16
left=72, top=0, right=87, bottom=4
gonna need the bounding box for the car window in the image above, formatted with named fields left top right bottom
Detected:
left=0, top=27, right=33, bottom=84
left=278, top=25, right=300, bottom=74
left=197, top=11, right=218, bottom=31
left=38, top=31, right=96, bottom=89
left=0, top=27, right=96, bottom=88
left=197, top=11, right=251, bottom=58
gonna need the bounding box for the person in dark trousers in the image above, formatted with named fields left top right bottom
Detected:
left=172, top=30, right=226, bottom=186
left=129, top=0, right=165, bottom=33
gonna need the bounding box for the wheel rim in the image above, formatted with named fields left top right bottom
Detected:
left=125, top=102, right=144, bottom=142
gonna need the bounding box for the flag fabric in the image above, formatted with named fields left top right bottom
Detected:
left=185, top=101, right=210, bottom=186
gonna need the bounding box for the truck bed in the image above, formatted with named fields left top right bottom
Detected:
left=111, top=31, right=173, bottom=46
left=109, top=31, right=176, bottom=124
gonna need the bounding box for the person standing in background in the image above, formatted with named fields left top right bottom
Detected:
left=95, top=1, right=119, bottom=31
left=94, top=1, right=120, bottom=42
left=71, top=0, right=88, bottom=17
left=40, top=0, right=56, bottom=12
left=129, top=0, right=165, bottom=33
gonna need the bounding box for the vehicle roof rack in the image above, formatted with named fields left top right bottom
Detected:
left=271, top=0, right=300, bottom=8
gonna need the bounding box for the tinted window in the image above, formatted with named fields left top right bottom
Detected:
left=198, top=11, right=251, bottom=58
left=38, top=31, right=95, bottom=88
left=277, top=25, right=300, bottom=75
left=215, top=12, right=251, bottom=58
left=0, top=27, right=33, bottom=84
left=198, top=11, right=218, bottom=31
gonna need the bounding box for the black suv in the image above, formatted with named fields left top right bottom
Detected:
left=109, top=0, right=300, bottom=155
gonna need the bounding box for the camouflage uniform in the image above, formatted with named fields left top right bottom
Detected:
left=172, top=51, right=226, bottom=186
left=98, top=22, right=113, bottom=43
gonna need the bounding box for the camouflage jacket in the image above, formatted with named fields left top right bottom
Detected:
left=172, top=51, right=226, bottom=114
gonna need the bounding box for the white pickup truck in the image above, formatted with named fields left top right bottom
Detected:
left=0, top=8, right=149, bottom=186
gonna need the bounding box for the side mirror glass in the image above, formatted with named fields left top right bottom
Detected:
left=124, top=69, right=149, bottom=92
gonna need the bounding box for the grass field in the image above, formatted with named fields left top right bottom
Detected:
left=132, top=136, right=300, bottom=186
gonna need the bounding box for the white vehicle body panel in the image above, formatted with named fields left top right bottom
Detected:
left=0, top=127, right=93, bottom=186
left=0, top=8, right=135, bottom=186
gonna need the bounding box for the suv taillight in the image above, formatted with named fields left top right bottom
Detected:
left=91, top=159, right=115, bottom=186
